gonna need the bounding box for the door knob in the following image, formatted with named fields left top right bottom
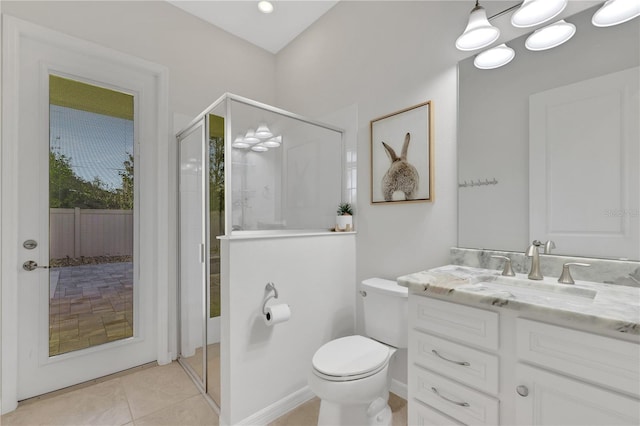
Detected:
left=516, top=385, right=529, bottom=397
left=22, top=260, right=51, bottom=271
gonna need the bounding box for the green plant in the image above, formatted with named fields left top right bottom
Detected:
left=337, top=202, right=353, bottom=216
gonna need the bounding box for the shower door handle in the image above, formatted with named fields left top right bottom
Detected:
left=23, top=260, right=51, bottom=271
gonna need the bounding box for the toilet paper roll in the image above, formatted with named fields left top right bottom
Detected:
left=264, top=304, right=291, bottom=326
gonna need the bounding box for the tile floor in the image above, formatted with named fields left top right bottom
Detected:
left=49, top=263, right=133, bottom=356
left=182, top=343, right=221, bottom=407
left=1, top=362, right=408, bottom=426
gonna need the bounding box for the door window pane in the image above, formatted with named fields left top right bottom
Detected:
left=49, top=75, right=134, bottom=356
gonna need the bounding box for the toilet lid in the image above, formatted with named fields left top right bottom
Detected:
left=312, top=335, right=390, bottom=378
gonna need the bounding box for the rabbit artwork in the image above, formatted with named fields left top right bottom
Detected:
left=381, top=132, right=419, bottom=201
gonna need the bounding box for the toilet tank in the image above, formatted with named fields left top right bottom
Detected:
left=361, top=278, right=408, bottom=348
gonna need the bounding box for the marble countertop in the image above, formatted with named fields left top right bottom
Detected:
left=398, top=265, right=640, bottom=337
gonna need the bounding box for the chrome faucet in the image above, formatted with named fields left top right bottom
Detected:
left=526, top=240, right=544, bottom=280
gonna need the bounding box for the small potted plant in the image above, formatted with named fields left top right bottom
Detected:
left=335, top=202, right=353, bottom=232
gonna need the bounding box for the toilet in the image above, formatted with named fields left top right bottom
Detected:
left=308, top=278, right=408, bottom=426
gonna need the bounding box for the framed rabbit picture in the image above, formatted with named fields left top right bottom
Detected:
left=370, top=101, right=434, bottom=204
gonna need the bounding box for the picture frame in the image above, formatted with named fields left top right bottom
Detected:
left=370, top=101, right=434, bottom=204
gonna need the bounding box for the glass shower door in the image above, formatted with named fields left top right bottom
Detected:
left=178, top=119, right=207, bottom=389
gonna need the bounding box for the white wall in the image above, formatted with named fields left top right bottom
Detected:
left=220, top=234, right=356, bottom=425
left=0, top=0, right=277, bottom=361
left=275, top=1, right=468, bottom=385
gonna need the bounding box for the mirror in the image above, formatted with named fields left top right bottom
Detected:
left=458, top=5, right=639, bottom=260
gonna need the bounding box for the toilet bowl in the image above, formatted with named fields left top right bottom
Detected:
left=308, top=279, right=408, bottom=426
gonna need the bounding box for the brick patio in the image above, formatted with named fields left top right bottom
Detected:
left=49, top=262, right=133, bottom=356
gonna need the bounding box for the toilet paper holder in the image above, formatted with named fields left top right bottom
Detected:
left=262, top=282, right=279, bottom=314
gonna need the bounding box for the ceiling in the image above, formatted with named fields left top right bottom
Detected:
left=167, top=1, right=602, bottom=57
left=167, top=0, right=339, bottom=54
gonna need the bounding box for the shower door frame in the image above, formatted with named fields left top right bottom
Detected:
left=176, top=117, right=209, bottom=397
left=175, top=93, right=347, bottom=414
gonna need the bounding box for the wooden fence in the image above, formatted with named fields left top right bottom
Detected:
left=50, top=208, right=133, bottom=259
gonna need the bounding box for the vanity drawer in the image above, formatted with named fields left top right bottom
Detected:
left=412, top=330, right=499, bottom=395
left=414, top=366, right=500, bottom=425
left=411, top=398, right=464, bottom=426
left=410, top=296, right=499, bottom=351
left=516, top=318, right=640, bottom=397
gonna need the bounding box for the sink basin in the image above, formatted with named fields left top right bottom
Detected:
left=468, top=275, right=597, bottom=302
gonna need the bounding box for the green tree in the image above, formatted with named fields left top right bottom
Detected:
left=49, top=151, right=134, bottom=210
left=117, top=153, right=134, bottom=210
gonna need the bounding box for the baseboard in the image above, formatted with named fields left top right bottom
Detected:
left=235, top=386, right=315, bottom=426
left=390, top=379, right=408, bottom=400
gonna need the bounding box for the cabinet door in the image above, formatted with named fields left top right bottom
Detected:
left=516, top=364, right=639, bottom=426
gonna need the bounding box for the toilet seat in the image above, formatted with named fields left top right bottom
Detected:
left=312, top=335, right=391, bottom=382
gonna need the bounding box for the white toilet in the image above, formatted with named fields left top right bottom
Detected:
left=308, top=278, right=408, bottom=426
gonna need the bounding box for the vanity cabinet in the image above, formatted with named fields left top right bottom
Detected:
left=408, top=295, right=640, bottom=426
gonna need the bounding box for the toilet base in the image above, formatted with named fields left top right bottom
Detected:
left=317, top=398, right=392, bottom=426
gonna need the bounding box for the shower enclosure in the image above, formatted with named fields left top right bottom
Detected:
left=176, top=94, right=345, bottom=410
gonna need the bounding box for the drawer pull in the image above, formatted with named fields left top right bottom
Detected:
left=432, top=350, right=470, bottom=366
left=431, top=387, right=470, bottom=407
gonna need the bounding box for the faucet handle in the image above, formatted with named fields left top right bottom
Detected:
left=491, top=255, right=516, bottom=277
left=558, top=262, right=590, bottom=285
left=544, top=240, right=556, bottom=254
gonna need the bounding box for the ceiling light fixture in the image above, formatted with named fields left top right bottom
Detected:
left=474, top=44, right=515, bottom=69
left=525, top=20, right=576, bottom=51
left=456, top=1, right=501, bottom=51
left=592, top=0, right=640, bottom=27
left=243, top=129, right=260, bottom=144
left=254, top=123, right=273, bottom=139
left=511, top=0, right=567, bottom=28
left=263, top=135, right=282, bottom=148
left=232, top=135, right=250, bottom=149
left=251, top=144, right=269, bottom=152
left=257, top=1, right=274, bottom=14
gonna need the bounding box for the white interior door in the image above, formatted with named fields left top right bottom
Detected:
left=4, top=17, right=164, bottom=402
left=530, top=67, right=640, bottom=260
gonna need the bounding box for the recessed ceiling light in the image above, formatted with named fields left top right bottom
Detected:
left=258, top=1, right=274, bottom=14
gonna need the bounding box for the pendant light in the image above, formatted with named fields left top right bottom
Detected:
left=456, top=1, right=501, bottom=51
left=254, top=123, right=273, bottom=139
left=511, top=0, right=567, bottom=28
left=251, top=144, right=268, bottom=152
left=232, top=135, right=250, bottom=149
left=243, top=129, right=260, bottom=144
left=525, top=20, right=576, bottom=51
left=592, top=0, right=640, bottom=27
left=474, top=44, right=515, bottom=69
left=263, top=135, right=282, bottom=148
